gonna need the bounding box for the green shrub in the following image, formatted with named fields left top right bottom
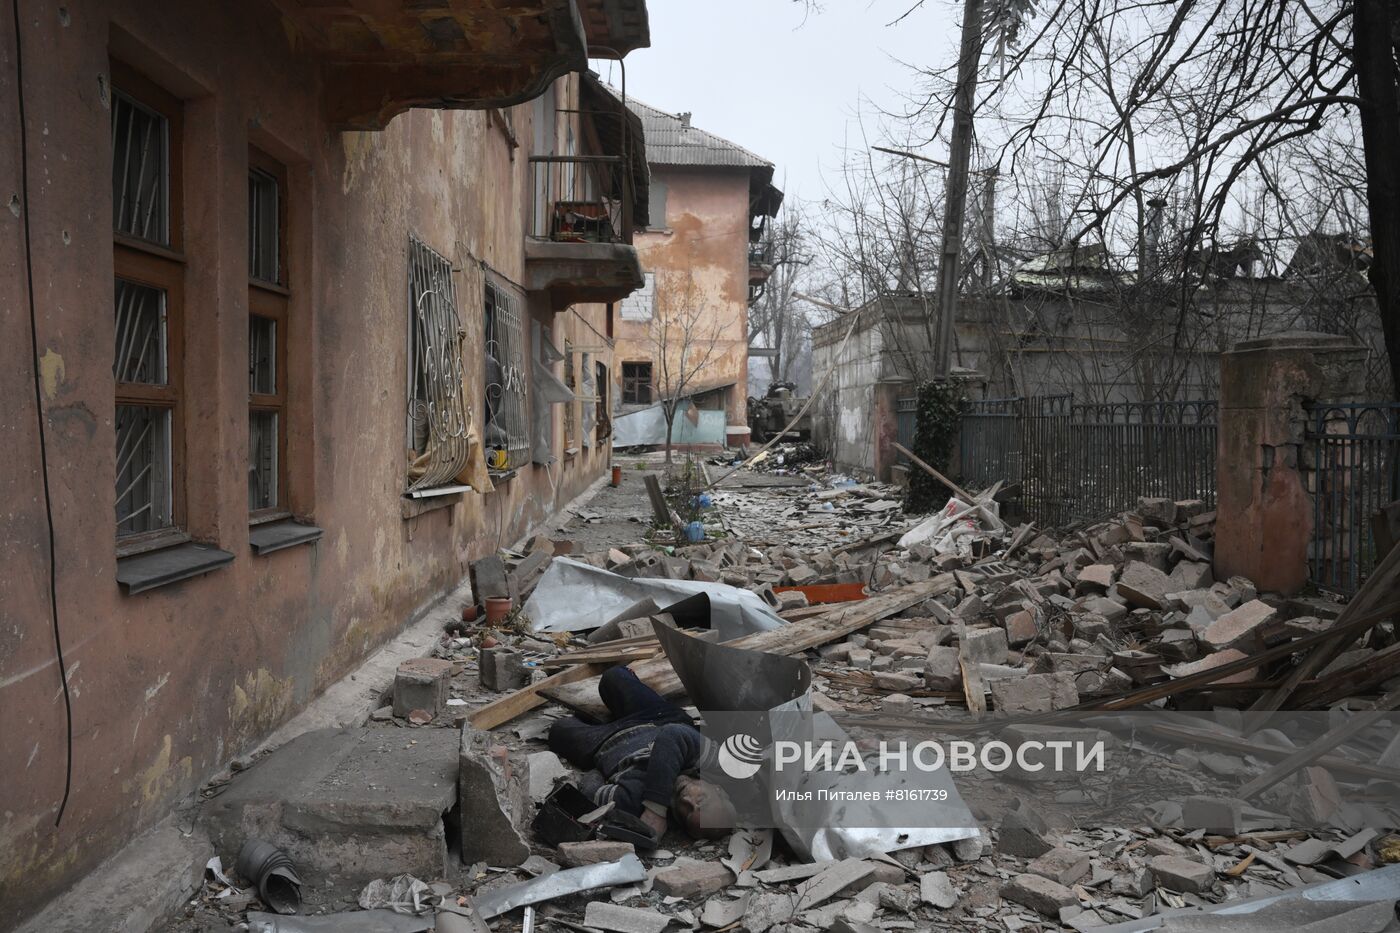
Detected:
left=904, top=380, right=965, bottom=514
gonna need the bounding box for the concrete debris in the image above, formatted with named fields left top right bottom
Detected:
left=557, top=841, right=636, bottom=868
left=582, top=901, right=670, bottom=933
left=393, top=658, right=453, bottom=718
left=177, top=460, right=1393, bottom=933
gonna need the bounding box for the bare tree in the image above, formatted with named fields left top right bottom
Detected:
left=748, top=205, right=815, bottom=391
left=649, top=269, right=727, bottom=464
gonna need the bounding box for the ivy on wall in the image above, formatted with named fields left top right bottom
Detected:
left=904, top=380, right=965, bottom=514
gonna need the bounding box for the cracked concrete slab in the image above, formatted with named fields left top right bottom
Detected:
left=204, top=727, right=459, bottom=888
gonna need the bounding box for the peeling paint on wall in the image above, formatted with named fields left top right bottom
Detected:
left=38, top=349, right=64, bottom=399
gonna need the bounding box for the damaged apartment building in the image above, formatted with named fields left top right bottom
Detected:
left=609, top=101, right=784, bottom=450
left=0, top=0, right=653, bottom=925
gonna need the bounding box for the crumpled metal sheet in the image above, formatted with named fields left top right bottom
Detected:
left=767, top=699, right=981, bottom=862
left=525, top=557, right=785, bottom=639
left=652, top=620, right=810, bottom=711
left=471, top=854, right=648, bottom=920
left=1096, top=863, right=1400, bottom=932
left=653, top=628, right=980, bottom=863
left=246, top=910, right=433, bottom=932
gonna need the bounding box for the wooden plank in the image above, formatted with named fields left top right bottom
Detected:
left=468, top=662, right=606, bottom=731
left=1247, top=542, right=1400, bottom=720
left=541, top=575, right=957, bottom=717
left=772, top=582, right=868, bottom=605
left=643, top=474, right=675, bottom=530
left=1145, top=722, right=1400, bottom=784
left=893, top=442, right=974, bottom=502
left=1294, top=641, right=1400, bottom=707
left=1237, top=687, right=1400, bottom=800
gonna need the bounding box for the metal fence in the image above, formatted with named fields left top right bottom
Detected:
left=1306, top=402, right=1400, bottom=594
left=958, top=395, right=1218, bottom=528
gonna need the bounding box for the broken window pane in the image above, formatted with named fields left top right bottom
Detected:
left=248, top=410, right=278, bottom=511
left=114, top=278, right=167, bottom=385
left=248, top=168, right=280, bottom=284
left=115, top=404, right=172, bottom=536
left=111, top=90, right=169, bottom=245
left=622, top=361, right=652, bottom=405
left=249, top=316, right=276, bottom=395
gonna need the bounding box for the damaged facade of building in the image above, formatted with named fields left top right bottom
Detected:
left=609, top=100, right=784, bottom=450
left=0, top=0, right=652, bottom=925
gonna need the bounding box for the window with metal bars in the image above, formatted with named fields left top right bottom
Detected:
left=112, top=64, right=183, bottom=545
left=563, top=339, right=577, bottom=449
left=406, top=237, right=472, bottom=490
left=248, top=149, right=289, bottom=514
left=622, top=361, right=653, bottom=405
left=484, top=281, right=530, bottom=473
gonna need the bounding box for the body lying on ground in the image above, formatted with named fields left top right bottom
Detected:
left=548, top=666, right=736, bottom=841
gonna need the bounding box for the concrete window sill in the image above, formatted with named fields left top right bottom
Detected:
left=117, top=542, right=235, bottom=595
left=401, top=492, right=462, bottom=520
left=249, top=520, right=324, bottom=556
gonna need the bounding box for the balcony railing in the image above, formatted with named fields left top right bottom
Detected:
left=529, top=155, right=633, bottom=244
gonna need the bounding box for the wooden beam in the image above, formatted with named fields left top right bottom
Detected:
left=1237, top=687, right=1400, bottom=800
left=468, top=662, right=606, bottom=731
left=892, top=443, right=974, bottom=502
left=1246, top=542, right=1400, bottom=722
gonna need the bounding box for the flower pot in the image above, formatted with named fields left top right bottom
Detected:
left=484, top=596, right=513, bottom=626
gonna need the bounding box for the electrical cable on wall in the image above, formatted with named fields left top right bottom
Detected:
left=11, top=0, right=76, bottom=826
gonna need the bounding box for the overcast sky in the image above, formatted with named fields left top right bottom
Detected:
left=592, top=1, right=959, bottom=204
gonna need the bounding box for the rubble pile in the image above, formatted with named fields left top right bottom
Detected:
left=175, top=460, right=1400, bottom=933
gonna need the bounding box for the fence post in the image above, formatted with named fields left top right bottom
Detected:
left=1215, top=333, right=1366, bottom=594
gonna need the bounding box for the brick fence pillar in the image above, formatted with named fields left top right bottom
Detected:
left=1215, top=332, right=1366, bottom=594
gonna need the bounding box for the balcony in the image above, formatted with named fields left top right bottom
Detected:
left=269, top=0, right=651, bottom=130
left=749, top=240, right=775, bottom=286
left=525, top=155, right=645, bottom=310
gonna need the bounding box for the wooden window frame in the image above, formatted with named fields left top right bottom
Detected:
left=248, top=147, right=290, bottom=522
left=622, top=360, right=653, bottom=405
left=563, top=339, right=577, bottom=450
left=113, top=62, right=186, bottom=555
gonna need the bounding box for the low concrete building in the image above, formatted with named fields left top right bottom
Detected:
left=813, top=241, right=1389, bottom=479
left=0, top=1, right=650, bottom=924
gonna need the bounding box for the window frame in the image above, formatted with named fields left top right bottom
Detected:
left=563, top=339, right=577, bottom=451
left=621, top=361, right=653, bottom=405
left=248, top=148, right=290, bottom=521
left=112, top=62, right=186, bottom=555
left=483, top=279, right=531, bottom=475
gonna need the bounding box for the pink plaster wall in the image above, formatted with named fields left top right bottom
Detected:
left=0, top=2, right=616, bottom=922
left=613, top=166, right=753, bottom=427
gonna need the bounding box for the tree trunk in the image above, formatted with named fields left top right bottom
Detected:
left=663, top=406, right=675, bottom=464
left=1355, top=0, right=1400, bottom=398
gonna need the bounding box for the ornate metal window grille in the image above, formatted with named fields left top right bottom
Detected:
left=484, top=281, right=530, bottom=472
left=406, top=237, right=471, bottom=490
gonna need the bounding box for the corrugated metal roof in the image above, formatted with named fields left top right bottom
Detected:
left=625, top=96, right=773, bottom=169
